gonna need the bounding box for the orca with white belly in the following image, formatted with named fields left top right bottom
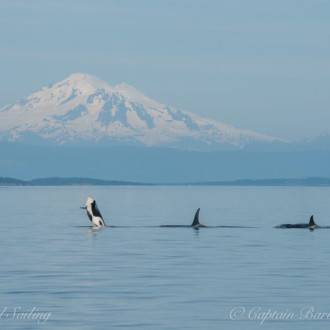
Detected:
left=275, top=215, right=319, bottom=230
left=81, top=197, right=105, bottom=227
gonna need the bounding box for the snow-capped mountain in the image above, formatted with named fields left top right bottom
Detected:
left=0, top=73, right=284, bottom=150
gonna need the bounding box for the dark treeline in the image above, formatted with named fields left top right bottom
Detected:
left=2, top=176, right=330, bottom=186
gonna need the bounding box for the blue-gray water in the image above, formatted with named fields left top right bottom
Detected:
left=1, top=186, right=330, bottom=329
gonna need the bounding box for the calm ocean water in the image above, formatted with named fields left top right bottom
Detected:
left=1, top=186, right=330, bottom=329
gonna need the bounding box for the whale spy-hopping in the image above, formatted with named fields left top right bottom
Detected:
left=275, top=215, right=318, bottom=230
left=160, top=208, right=205, bottom=228
left=81, top=197, right=105, bottom=227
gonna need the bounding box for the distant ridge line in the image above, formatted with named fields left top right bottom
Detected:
left=0, top=177, right=153, bottom=186
left=188, top=177, right=330, bottom=186
left=1, top=177, right=330, bottom=186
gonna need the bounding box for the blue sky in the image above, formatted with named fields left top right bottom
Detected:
left=0, top=0, right=329, bottom=140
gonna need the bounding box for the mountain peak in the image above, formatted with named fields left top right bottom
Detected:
left=0, top=74, right=285, bottom=150
left=55, top=73, right=112, bottom=92
left=66, top=72, right=106, bottom=84
left=52, top=74, right=149, bottom=104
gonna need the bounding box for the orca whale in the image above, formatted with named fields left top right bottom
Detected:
left=275, top=215, right=318, bottom=230
left=81, top=197, right=105, bottom=227
left=191, top=208, right=205, bottom=227
left=160, top=208, right=206, bottom=228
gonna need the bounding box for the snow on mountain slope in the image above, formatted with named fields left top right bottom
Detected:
left=0, top=73, right=285, bottom=150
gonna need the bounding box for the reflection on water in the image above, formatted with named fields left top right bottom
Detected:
left=87, top=227, right=103, bottom=233
left=1, top=186, right=330, bottom=329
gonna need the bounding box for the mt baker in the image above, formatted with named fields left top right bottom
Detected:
left=0, top=73, right=283, bottom=150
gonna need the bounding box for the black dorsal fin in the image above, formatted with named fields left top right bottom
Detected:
left=191, top=208, right=201, bottom=226
left=309, top=215, right=315, bottom=226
